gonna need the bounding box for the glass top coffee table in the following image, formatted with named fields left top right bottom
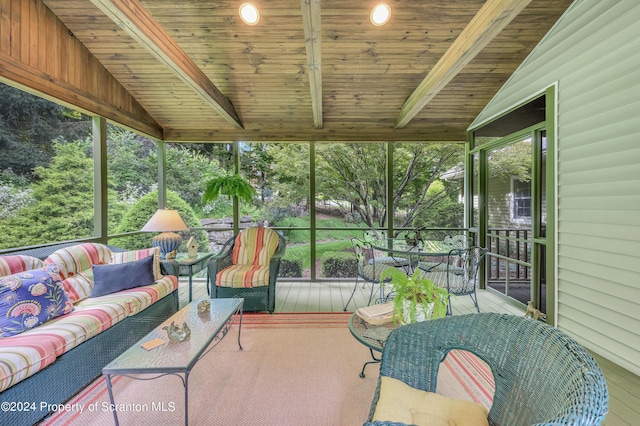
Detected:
left=102, top=297, right=243, bottom=425
left=348, top=313, right=398, bottom=378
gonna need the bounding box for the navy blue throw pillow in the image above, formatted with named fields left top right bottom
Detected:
left=91, top=255, right=156, bottom=298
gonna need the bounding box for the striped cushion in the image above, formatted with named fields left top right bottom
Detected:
left=111, top=247, right=163, bottom=281
left=0, top=278, right=178, bottom=393
left=370, top=256, right=411, bottom=267
left=45, top=243, right=113, bottom=303
left=76, top=276, right=178, bottom=316
left=44, top=243, right=112, bottom=279
left=232, top=228, right=279, bottom=266
left=0, top=255, right=45, bottom=276
left=216, top=264, right=270, bottom=288
left=362, top=264, right=394, bottom=281
left=0, top=301, right=128, bottom=393
left=57, top=270, right=96, bottom=303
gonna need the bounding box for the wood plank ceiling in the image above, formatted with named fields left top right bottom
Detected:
left=42, top=0, right=573, bottom=143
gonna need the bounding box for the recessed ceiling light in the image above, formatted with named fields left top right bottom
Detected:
left=371, top=4, right=391, bottom=26
left=239, top=3, right=260, bottom=26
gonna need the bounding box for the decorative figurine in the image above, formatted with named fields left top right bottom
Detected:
left=197, top=300, right=210, bottom=314
left=187, top=236, right=199, bottom=258
left=404, top=226, right=426, bottom=248
left=525, top=301, right=547, bottom=321
left=162, top=321, right=191, bottom=342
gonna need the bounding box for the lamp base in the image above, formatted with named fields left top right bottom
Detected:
left=152, top=232, right=182, bottom=259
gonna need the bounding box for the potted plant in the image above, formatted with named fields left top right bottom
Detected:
left=380, top=268, right=450, bottom=324
left=202, top=173, right=256, bottom=204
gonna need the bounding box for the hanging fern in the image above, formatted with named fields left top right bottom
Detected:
left=202, top=173, right=256, bottom=204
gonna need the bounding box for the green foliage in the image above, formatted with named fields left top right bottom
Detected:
left=0, top=83, right=92, bottom=180
left=113, top=190, right=208, bottom=251
left=321, top=251, right=357, bottom=278
left=164, top=144, right=219, bottom=211
left=380, top=269, right=449, bottom=324
left=0, top=140, right=125, bottom=249
left=488, top=141, right=532, bottom=181
left=107, top=129, right=219, bottom=211
left=279, top=252, right=304, bottom=278
left=266, top=143, right=310, bottom=209
left=412, top=180, right=464, bottom=228
left=203, top=173, right=256, bottom=205
left=0, top=169, right=34, bottom=220
left=314, top=143, right=464, bottom=229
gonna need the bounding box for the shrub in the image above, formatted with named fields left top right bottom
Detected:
left=321, top=251, right=356, bottom=278
left=113, top=189, right=208, bottom=251
left=279, top=251, right=303, bottom=278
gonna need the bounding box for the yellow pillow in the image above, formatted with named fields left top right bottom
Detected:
left=372, top=376, right=489, bottom=426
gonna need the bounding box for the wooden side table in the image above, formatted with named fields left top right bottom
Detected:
left=161, top=252, right=214, bottom=303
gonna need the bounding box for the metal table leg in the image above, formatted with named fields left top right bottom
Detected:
left=105, top=374, right=120, bottom=426
left=360, top=348, right=382, bottom=378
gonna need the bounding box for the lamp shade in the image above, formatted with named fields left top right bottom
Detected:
left=141, top=209, right=189, bottom=259
left=141, top=209, right=189, bottom=232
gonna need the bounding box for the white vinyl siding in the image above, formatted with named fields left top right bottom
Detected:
left=470, top=0, right=640, bottom=383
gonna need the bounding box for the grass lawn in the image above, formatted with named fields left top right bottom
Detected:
left=285, top=239, right=353, bottom=270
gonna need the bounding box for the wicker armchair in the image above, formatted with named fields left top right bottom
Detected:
left=365, top=313, right=608, bottom=426
left=208, top=227, right=285, bottom=313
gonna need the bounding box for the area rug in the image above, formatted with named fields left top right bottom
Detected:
left=41, top=313, right=494, bottom=425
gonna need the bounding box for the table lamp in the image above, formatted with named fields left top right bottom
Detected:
left=141, top=209, right=189, bottom=259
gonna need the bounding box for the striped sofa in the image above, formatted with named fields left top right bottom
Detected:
left=0, top=243, right=179, bottom=425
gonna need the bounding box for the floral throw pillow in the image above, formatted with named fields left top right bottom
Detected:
left=0, top=265, right=74, bottom=337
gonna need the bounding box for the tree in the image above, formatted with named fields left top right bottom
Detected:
left=314, top=143, right=463, bottom=229
left=267, top=143, right=310, bottom=211
left=0, top=83, right=92, bottom=180
left=488, top=140, right=532, bottom=181
left=0, top=140, right=125, bottom=249
left=107, top=128, right=220, bottom=213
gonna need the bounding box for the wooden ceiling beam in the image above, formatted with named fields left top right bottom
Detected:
left=300, top=0, right=323, bottom=129
left=395, top=0, right=532, bottom=129
left=90, top=0, right=243, bottom=129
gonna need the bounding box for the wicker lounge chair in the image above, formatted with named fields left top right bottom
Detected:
left=365, top=313, right=608, bottom=425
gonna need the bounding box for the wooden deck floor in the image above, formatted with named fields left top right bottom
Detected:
left=179, top=277, right=525, bottom=316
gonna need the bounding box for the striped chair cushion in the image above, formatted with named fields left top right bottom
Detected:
left=0, top=255, right=45, bottom=276
left=111, top=247, right=163, bottom=281
left=232, top=227, right=279, bottom=266
left=216, top=264, right=270, bottom=288
left=370, top=256, right=411, bottom=267
left=45, top=243, right=113, bottom=303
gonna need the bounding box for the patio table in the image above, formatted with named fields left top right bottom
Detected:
left=369, top=238, right=458, bottom=274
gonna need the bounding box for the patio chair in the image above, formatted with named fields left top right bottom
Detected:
left=363, top=229, right=410, bottom=269
left=425, top=246, right=487, bottom=315
left=343, top=237, right=400, bottom=311
left=208, top=227, right=285, bottom=313
left=417, top=233, right=471, bottom=272
left=365, top=313, right=608, bottom=425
